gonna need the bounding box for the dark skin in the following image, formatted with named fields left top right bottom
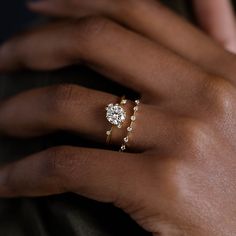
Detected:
left=0, top=1, right=236, bottom=235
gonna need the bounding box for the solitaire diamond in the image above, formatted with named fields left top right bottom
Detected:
left=106, top=104, right=126, bottom=127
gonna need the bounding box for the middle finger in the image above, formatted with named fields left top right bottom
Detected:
left=29, top=0, right=236, bottom=82
left=0, top=17, right=207, bottom=100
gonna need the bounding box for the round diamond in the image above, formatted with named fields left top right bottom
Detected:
left=106, top=104, right=126, bottom=126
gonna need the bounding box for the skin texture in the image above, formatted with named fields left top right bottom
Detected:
left=0, top=1, right=236, bottom=235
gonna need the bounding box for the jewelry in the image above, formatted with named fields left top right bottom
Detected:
left=106, top=96, right=127, bottom=144
left=120, top=99, right=140, bottom=152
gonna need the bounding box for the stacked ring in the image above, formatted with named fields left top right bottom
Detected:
left=120, top=100, right=140, bottom=152
left=105, top=96, right=140, bottom=152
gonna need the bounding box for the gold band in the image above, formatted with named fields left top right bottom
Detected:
left=106, top=126, right=114, bottom=144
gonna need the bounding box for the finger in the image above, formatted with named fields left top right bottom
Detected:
left=108, top=0, right=236, bottom=80
left=111, top=0, right=236, bottom=83
left=0, top=85, right=119, bottom=139
left=193, top=0, right=236, bottom=54
left=0, top=17, right=206, bottom=98
left=0, top=84, right=168, bottom=151
left=28, top=0, right=236, bottom=81
left=0, top=146, right=147, bottom=205
left=0, top=84, right=131, bottom=146
left=28, top=0, right=96, bottom=17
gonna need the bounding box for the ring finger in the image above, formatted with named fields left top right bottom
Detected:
left=0, top=84, right=171, bottom=151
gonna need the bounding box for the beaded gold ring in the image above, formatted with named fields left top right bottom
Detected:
left=120, top=100, right=140, bottom=152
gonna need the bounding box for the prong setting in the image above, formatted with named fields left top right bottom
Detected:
left=106, top=104, right=126, bottom=127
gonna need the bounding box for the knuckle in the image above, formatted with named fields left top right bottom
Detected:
left=204, top=77, right=235, bottom=116
left=45, top=146, right=77, bottom=178
left=48, top=84, right=78, bottom=115
left=179, top=119, right=211, bottom=154
left=153, top=157, right=187, bottom=198
left=44, top=147, right=89, bottom=191
left=43, top=146, right=90, bottom=193
left=77, top=16, right=111, bottom=38
left=159, top=159, right=196, bottom=202
left=73, top=16, right=114, bottom=56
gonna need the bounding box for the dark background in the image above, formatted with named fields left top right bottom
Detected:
left=0, top=0, right=194, bottom=42
left=0, top=2, right=36, bottom=42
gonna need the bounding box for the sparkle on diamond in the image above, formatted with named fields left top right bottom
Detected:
left=106, top=104, right=126, bottom=126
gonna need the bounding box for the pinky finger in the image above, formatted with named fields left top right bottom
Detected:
left=0, top=146, right=145, bottom=204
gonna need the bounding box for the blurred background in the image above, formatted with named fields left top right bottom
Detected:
left=0, top=1, right=36, bottom=43
left=0, top=0, right=195, bottom=43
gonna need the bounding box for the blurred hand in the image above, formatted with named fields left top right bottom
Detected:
left=27, top=0, right=236, bottom=53
left=0, top=1, right=236, bottom=236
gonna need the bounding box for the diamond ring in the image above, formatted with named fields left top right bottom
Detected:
left=106, top=103, right=126, bottom=128
left=105, top=96, right=140, bottom=152
left=106, top=96, right=127, bottom=144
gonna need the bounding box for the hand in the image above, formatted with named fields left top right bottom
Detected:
left=27, top=0, right=236, bottom=53
left=0, top=1, right=236, bottom=235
